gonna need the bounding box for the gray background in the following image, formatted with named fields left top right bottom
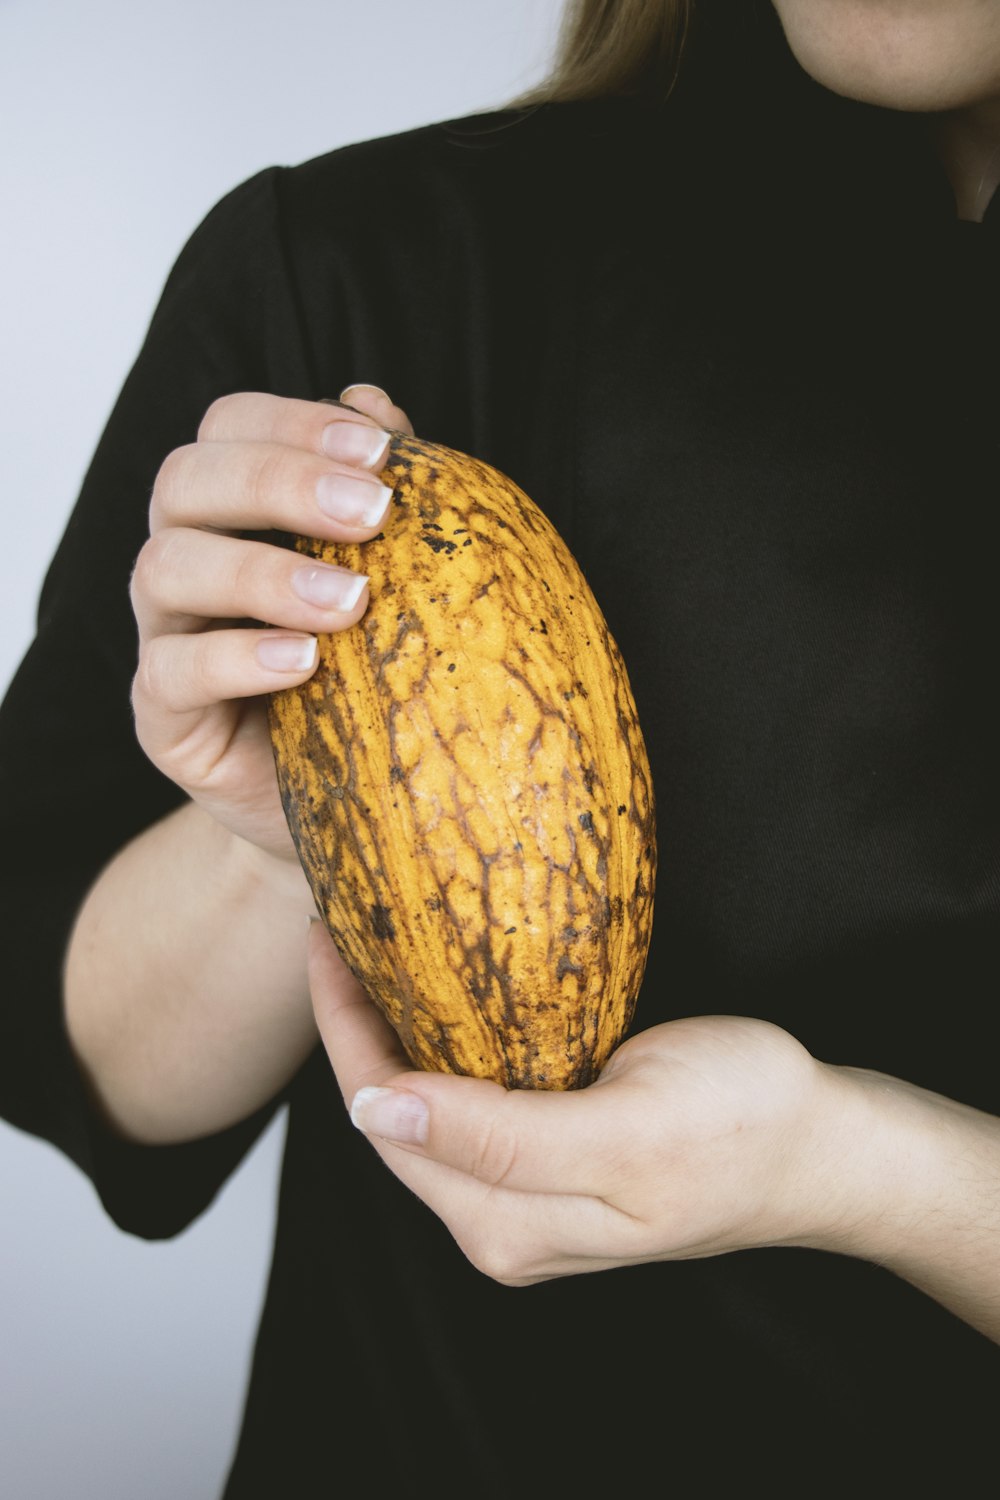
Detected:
left=0, top=3, right=563, bottom=1495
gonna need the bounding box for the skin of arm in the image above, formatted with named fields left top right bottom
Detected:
left=309, top=924, right=1000, bottom=1343
left=64, top=800, right=319, bottom=1144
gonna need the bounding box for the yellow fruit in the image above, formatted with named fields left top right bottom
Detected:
left=267, top=431, right=656, bottom=1089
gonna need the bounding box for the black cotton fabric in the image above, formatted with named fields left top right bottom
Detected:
left=2, top=10, right=999, bottom=1493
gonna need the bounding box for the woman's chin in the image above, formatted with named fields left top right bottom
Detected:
left=771, top=0, right=1000, bottom=115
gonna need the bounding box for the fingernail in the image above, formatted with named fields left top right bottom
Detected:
left=340, top=382, right=391, bottom=405
left=316, top=473, right=391, bottom=527
left=321, top=421, right=390, bottom=468
left=256, top=634, right=317, bottom=672
left=291, top=564, right=368, bottom=610
left=350, top=1085, right=429, bottom=1145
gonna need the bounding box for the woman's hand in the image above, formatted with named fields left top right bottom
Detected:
left=307, top=924, right=1000, bottom=1341
left=307, top=922, right=857, bottom=1281
left=129, top=384, right=413, bottom=862
left=63, top=385, right=418, bottom=1142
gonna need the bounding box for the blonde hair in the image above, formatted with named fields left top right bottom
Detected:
left=519, top=0, right=693, bottom=105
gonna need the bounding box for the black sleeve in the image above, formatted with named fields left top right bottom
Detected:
left=0, top=165, right=326, bottom=1239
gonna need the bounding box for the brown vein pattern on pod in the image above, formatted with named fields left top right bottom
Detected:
left=268, top=432, right=656, bottom=1090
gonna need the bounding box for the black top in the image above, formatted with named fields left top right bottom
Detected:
left=2, top=13, right=999, bottom=1493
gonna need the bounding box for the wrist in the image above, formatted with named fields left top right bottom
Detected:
left=798, top=1062, right=1000, bottom=1272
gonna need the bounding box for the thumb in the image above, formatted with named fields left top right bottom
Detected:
left=349, top=1071, right=619, bottom=1198
left=308, top=918, right=625, bottom=1199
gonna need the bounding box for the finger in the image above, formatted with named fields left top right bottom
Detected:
left=198, top=392, right=394, bottom=472
left=308, top=927, right=625, bottom=1200
left=149, top=440, right=392, bottom=538
left=350, top=1076, right=626, bottom=1200
left=133, top=626, right=317, bottom=731
left=338, top=383, right=415, bottom=436
left=307, top=921, right=412, bottom=1101
left=131, top=527, right=369, bottom=641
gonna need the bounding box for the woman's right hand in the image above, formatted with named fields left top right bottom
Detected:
left=130, top=385, right=414, bottom=863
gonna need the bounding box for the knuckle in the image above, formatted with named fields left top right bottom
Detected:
left=137, top=633, right=213, bottom=714
left=250, top=444, right=297, bottom=516
left=465, top=1112, right=519, bottom=1189
left=129, top=530, right=175, bottom=609
left=197, top=392, right=244, bottom=442
left=150, top=444, right=197, bottom=528
left=187, top=634, right=220, bottom=703
left=461, top=1225, right=532, bottom=1287
left=133, top=637, right=169, bottom=710
left=230, top=540, right=263, bottom=604
left=129, top=671, right=154, bottom=755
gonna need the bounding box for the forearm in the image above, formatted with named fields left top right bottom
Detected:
left=64, top=799, right=319, bottom=1145
left=812, top=1064, right=1000, bottom=1343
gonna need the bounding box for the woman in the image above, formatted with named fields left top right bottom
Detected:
left=2, top=0, right=998, bottom=1492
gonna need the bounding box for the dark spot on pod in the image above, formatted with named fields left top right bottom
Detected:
left=578, top=811, right=594, bottom=834
left=421, top=533, right=458, bottom=555
left=389, top=765, right=405, bottom=784
left=574, top=680, right=588, bottom=698
left=463, top=539, right=472, bottom=547
left=424, top=521, right=444, bottom=531
left=371, top=904, right=396, bottom=940
left=447, top=663, right=456, bottom=673
left=372, top=531, right=386, bottom=542
left=539, top=619, right=548, bottom=635
left=563, top=690, right=575, bottom=702
left=541, top=579, right=551, bottom=592
left=505, top=926, right=517, bottom=934
left=617, top=804, right=627, bottom=814
left=453, top=528, right=468, bottom=535
left=426, top=895, right=442, bottom=912
left=556, top=955, right=583, bottom=979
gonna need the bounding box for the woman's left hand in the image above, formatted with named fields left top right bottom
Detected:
left=306, top=923, right=871, bottom=1284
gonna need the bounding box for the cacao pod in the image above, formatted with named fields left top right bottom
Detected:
left=267, top=430, right=656, bottom=1089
